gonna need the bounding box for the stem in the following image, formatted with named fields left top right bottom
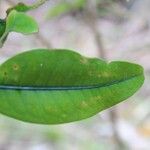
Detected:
left=0, top=31, right=8, bottom=48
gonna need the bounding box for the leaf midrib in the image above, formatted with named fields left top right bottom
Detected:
left=0, top=74, right=142, bottom=91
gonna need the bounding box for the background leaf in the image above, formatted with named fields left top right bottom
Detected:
left=47, top=0, right=86, bottom=18
left=48, top=3, right=71, bottom=18
left=0, top=49, right=144, bottom=124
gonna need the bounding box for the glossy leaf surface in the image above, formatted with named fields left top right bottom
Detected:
left=0, top=49, right=144, bottom=124
left=6, top=10, right=38, bottom=34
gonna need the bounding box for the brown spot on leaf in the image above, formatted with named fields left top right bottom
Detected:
left=80, top=57, right=88, bottom=64
left=13, top=64, right=19, bottom=71
left=81, top=101, right=88, bottom=108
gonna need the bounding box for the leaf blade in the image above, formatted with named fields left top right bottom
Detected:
left=6, top=10, right=38, bottom=34
left=0, top=49, right=144, bottom=124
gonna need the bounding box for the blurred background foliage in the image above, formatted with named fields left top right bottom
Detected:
left=0, top=0, right=149, bottom=150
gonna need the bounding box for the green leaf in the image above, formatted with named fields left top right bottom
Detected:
left=0, top=19, right=6, bottom=37
left=0, top=49, right=144, bottom=124
left=6, top=10, right=38, bottom=34
left=6, top=3, right=31, bottom=14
